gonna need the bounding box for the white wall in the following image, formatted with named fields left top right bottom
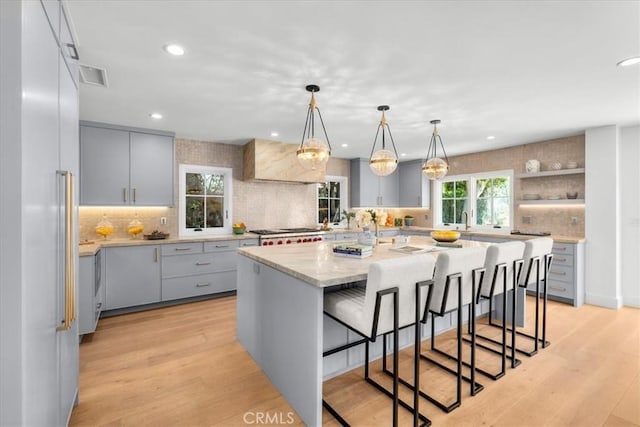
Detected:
left=620, top=125, right=640, bottom=307
left=585, top=125, right=622, bottom=309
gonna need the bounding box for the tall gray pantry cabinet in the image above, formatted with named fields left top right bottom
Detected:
left=1, top=1, right=80, bottom=425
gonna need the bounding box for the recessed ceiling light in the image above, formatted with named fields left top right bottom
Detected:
left=163, top=44, right=185, bottom=56
left=400, top=153, right=407, bottom=157
left=487, top=135, right=496, bottom=140
left=617, top=56, right=640, bottom=67
left=149, top=113, right=163, bottom=119
left=270, top=132, right=279, bottom=137
left=341, top=143, right=348, bottom=148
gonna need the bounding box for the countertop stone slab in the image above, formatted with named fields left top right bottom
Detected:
left=401, top=226, right=585, bottom=244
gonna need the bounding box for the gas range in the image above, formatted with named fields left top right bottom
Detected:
left=249, top=228, right=325, bottom=246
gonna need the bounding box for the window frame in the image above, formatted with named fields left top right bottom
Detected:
left=178, top=164, right=233, bottom=237
left=434, top=169, right=514, bottom=230
left=316, top=175, right=349, bottom=228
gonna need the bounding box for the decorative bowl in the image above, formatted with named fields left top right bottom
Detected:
left=566, top=192, right=578, bottom=199
left=566, top=161, right=578, bottom=169
left=523, top=194, right=541, bottom=200
left=548, top=162, right=562, bottom=171
left=233, top=226, right=246, bottom=235
left=431, top=230, right=461, bottom=242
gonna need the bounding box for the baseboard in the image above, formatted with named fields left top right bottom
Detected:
left=622, top=296, right=640, bottom=308
left=585, top=292, right=622, bottom=309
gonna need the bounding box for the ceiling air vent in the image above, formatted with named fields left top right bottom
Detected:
left=79, top=64, right=108, bottom=87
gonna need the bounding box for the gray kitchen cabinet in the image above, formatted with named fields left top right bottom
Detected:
left=80, top=121, right=175, bottom=206
left=398, top=160, right=431, bottom=208
left=105, top=245, right=161, bottom=310
left=161, top=240, right=241, bottom=302
left=350, top=158, right=399, bottom=207
left=78, top=250, right=105, bottom=335
left=526, top=241, right=585, bottom=307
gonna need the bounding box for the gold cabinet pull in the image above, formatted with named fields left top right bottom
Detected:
left=133, top=188, right=137, bottom=203
left=57, top=171, right=76, bottom=331
left=195, top=261, right=211, bottom=266
left=123, top=188, right=128, bottom=202
left=196, top=282, right=211, bottom=287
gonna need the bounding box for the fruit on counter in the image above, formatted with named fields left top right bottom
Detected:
left=95, top=225, right=114, bottom=237
left=233, top=222, right=246, bottom=228
left=128, top=225, right=144, bottom=235
left=95, top=214, right=114, bottom=239
left=385, top=215, right=394, bottom=227
left=431, top=230, right=461, bottom=242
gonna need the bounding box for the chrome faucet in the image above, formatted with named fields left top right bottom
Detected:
left=462, top=211, right=471, bottom=231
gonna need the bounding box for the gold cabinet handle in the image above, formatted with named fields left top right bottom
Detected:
left=215, top=245, right=230, bottom=248
left=123, top=188, right=128, bottom=202
left=133, top=188, right=137, bottom=203
left=57, top=171, right=76, bottom=331
left=555, top=257, right=567, bottom=262
left=174, top=247, right=192, bottom=251
left=550, top=270, right=567, bottom=276
left=549, top=285, right=567, bottom=292
left=196, top=282, right=211, bottom=287
left=195, top=261, right=211, bottom=266
left=154, top=247, right=159, bottom=262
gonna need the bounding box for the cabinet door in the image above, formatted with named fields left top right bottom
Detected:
left=130, top=132, right=174, bottom=206
left=105, top=246, right=161, bottom=310
left=350, top=159, right=379, bottom=207
left=78, top=256, right=95, bottom=335
left=80, top=125, right=130, bottom=205
left=399, top=161, right=430, bottom=208
left=378, top=169, right=399, bottom=206
left=59, top=5, right=79, bottom=87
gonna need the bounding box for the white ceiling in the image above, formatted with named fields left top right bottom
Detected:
left=66, top=0, right=640, bottom=160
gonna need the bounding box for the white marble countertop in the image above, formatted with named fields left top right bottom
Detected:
left=401, top=226, right=585, bottom=244
left=79, top=233, right=260, bottom=257
left=238, top=236, right=489, bottom=288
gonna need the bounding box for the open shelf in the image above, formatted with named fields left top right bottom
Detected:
left=516, top=168, right=585, bottom=179
left=517, top=199, right=585, bottom=205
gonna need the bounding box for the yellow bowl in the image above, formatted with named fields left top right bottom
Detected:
left=431, top=230, right=461, bottom=242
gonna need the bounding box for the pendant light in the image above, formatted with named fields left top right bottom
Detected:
left=422, top=119, right=450, bottom=180
left=369, top=105, right=399, bottom=176
left=296, top=84, right=332, bottom=171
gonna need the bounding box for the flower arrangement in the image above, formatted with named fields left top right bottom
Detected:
left=341, top=209, right=356, bottom=229
left=355, top=209, right=388, bottom=228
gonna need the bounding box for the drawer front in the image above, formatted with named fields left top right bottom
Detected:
left=551, top=253, right=574, bottom=268
left=334, top=233, right=358, bottom=241
left=552, top=242, right=574, bottom=255
left=546, top=279, right=575, bottom=299
left=547, top=263, right=574, bottom=284
left=162, top=271, right=236, bottom=301
left=161, top=242, right=203, bottom=256
left=204, top=240, right=239, bottom=253
left=162, top=252, right=236, bottom=278
left=239, top=239, right=259, bottom=248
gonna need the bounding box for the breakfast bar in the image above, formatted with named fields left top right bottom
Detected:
left=236, top=236, right=492, bottom=425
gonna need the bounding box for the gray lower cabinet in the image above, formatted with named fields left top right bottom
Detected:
left=398, top=160, right=431, bottom=208
left=526, top=241, right=584, bottom=306
left=161, top=239, right=254, bottom=301
left=78, top=250, right=105, bottom=335
left=80, top=121, right=175, bottom=206
left=105, top=245, right=161, bottom=310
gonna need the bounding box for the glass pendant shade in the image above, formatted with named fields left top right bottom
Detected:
left=422, top=119, right=450, bottom=180
left=297, top=137, right=331, bottom=171
left=370, top=149, right=398, bottom=176
left=422, top=157, right=448, bottom=180
left=297, top=84, right=332, bottom=171
left=369, top=105, right=399, bottom=177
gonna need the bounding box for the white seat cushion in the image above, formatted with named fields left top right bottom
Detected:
left=521, top=237, right=553, bottom=286
left=479, top=241, right=525, bottom=298
left=324, top=254, right=436, bottom=338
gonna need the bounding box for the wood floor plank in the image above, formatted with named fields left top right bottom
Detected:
left=70, top=296, right=640, bottom=427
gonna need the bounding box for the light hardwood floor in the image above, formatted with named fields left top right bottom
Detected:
left=70, top=296, right=640, bottom=426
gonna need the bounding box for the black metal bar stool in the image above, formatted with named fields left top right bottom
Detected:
left=470, top=241, right=525, bottom=378
left=323, top=254, right=436, bottom=427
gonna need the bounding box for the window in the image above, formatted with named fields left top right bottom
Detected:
left=435, top=170, right=513, bottom=229
left=179, top=164, right=233, bottom=236
left=317, top=176, right=348, bottom=227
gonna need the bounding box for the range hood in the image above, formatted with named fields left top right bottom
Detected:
left=243, top=139, right=326, bottom=183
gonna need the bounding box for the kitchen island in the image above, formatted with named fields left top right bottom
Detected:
left=236, top=236, right=491, bottom=426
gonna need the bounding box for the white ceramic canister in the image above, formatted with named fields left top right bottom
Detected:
left=525, top=159, right=540, bottom=173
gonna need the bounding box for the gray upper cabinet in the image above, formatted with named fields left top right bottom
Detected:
left=350, top=158, right=399, bottom=207
left=80, top=121, right=175, bottom=206
left=398, top=160, right=431, bottom=208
